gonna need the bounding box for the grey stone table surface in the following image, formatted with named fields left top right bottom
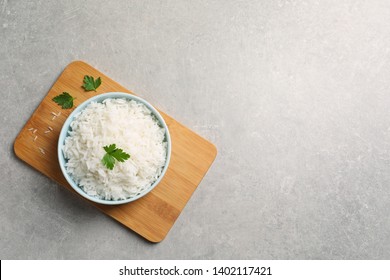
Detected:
left=1, top=0, right=390, bottom=259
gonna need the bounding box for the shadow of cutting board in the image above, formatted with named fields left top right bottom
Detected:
left=14, top=61, right=217, bottom=242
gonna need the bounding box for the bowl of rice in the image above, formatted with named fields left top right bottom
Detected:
left=58, top=92, right=171, bottom=205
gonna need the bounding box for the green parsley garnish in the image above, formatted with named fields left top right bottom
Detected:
left=82, top=75, right=101, bottom=92
left=102, top=144, right=130, bottom=170
left=52, top=92, right=75, bottom=109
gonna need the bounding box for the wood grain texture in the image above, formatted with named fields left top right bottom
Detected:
left=13, top=61, right=217, bottom=242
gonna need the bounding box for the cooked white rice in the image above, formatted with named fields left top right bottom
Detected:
left=62, top=98, right=167, bottom=200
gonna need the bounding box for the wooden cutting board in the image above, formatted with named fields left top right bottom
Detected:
left=14, top=61, right=217, bottom=242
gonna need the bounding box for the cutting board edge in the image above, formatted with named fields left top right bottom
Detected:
left=151, top=146, right=217, bottom=243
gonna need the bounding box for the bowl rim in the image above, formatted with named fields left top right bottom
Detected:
left=57, top=92, right=172, bottom=205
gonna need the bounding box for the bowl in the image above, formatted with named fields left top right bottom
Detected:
left=58, top=92, right=171, bottom=205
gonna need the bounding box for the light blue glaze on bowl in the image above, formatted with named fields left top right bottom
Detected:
left=57, top=92, right=171, bottom=205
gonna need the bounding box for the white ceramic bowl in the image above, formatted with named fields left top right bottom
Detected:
left=58, top=92, right=171, bottom=205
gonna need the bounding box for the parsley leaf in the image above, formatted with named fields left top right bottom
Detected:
left=82, top=75, right=102, bottom=92
left=103, top=144, right=117, bottom=154
left=52, top=92, right=75, bottom=109
left=102, top=144, right=130, bottom=170
left=102, top=153, right=116, bottom=170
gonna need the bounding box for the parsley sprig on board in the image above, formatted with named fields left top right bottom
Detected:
left=102, top=144, right=130, bottom=170
left=52, top=92, right=75, bottom=109
left=82, top=75, right=101, bottom=92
